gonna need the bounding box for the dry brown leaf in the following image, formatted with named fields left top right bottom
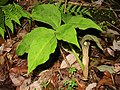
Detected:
left=60, top=53, right=78, bottom=69
left=10, top=66, right=28, bottom=75
left=106, top=47, right=114, bottom=57
left=75, top=78, right=86, bottom=90
left=0, top=55, right=5, bottom=65
left=113, top=63, right=120, bottom=73
left=29, top=81, right=41, bottom=90
left=96, top=71, right=113, bottom=89
left=113, top=40, right=120, bottom=50
left=9, top=73, right=25, bottom=86
left=86, top=83, right=97, bottom=90
left=20, top=78, right=31, bottom=90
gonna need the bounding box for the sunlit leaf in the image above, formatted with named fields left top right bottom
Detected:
left=16, top=27, right=45, bottom=56
left=28, top=27, right=57, bottom=74
left=5, top=17, right=14, bottom=32
left=31, top=4, right=61, bottom=29
left=67, top=15, right=103, bottom=31
left=56, top=24, right=80, bottom=48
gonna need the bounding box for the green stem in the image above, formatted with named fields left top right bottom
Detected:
left=69, top=43, right=84, bottom=70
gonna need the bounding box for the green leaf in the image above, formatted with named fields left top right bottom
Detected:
left=0, top=27, right=4, bottom=38
left=81, top=34, right=103, bottom=50
left=14, top=3, right=30, bottom=18
left=67, top=15, right=103, bottom=31
left=0, top=0, right=8, bottom=5
left=31, top=4, right=61, bottom=29
left=2, top=3, right=29, bottom=33
left=0, top=8, right=5, bottom=38
left=62, top=14, right=73, bottom=23
left=16, top=27, right=46, bottom=56
left=5, top=17, right=14, bottom=32
left=56, top=24, right=80, bottom=48
left=28, top=27, right=57, bottom=74
left=7, top=12, right=21, bottom=25
left=16, top=27, right=57, bottom=74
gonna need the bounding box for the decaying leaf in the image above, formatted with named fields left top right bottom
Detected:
left=86, top=83, right=97, bottom=90
left=60, top=53, right=78, bottom=69
left=97, top=65, right=115, bottom=74
left=9, top=73, right=25, bottom=86
left=113, top=40, right=120, bottom=51
left=96, top=71, right=113, bottom=89
left=113, top=63, right=120, bottom=73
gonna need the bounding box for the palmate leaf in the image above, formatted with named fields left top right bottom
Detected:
left=67, top=15, right=103, bottom=31
left=56, top=24, right=80, bottom=48
left=31, top=4, right=61, bottom=29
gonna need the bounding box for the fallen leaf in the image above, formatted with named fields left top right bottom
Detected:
left=10, top=66, right=28, bottom=75
left=9, top=73, right=25, bottom=86
left=20, top=77, right=31, bottom=90
left=113, top=63, right=120, bottom=73
left=0, top=55, right=5, bottom=65
left=106, top=47, right=114, bottom=57
left=60, top=53, right=78, bottom=69
left=114, top=74, right=120, bottom=89
left=97, top=65, right=115, bottom=73
left=75, top=78, right=86, bottom=90
left=113, top=40, right=120, bottom=51
left=106, top=29, right=119, bottom=35
left=86, top=83, right=97, bottom=90
left=29, top=81, right=42, bottom=90
left=96, top=71, right=113, bottom=89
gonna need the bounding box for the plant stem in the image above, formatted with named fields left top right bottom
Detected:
left=69, top=43, right=84, bottom=70
left=80, top=41, right=90, bottom=80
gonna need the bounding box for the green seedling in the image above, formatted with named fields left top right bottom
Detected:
left=69, top=67, right=77, bottom=75
left=64, top=79, right=77, bottom=90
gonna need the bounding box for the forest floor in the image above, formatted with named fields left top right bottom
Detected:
left=0, top=0, right=120, bottom=90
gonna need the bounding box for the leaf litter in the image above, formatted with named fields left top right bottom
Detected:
left=0, top=0, right=120, bottom=90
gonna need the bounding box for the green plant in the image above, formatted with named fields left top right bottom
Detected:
left=16, top=4, right=103, bottom=75
left=64, top=78, right=77, bottom=90
left=0, top=3, right=29, bottom=38
left=69, top=67, right=77, bottom=75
